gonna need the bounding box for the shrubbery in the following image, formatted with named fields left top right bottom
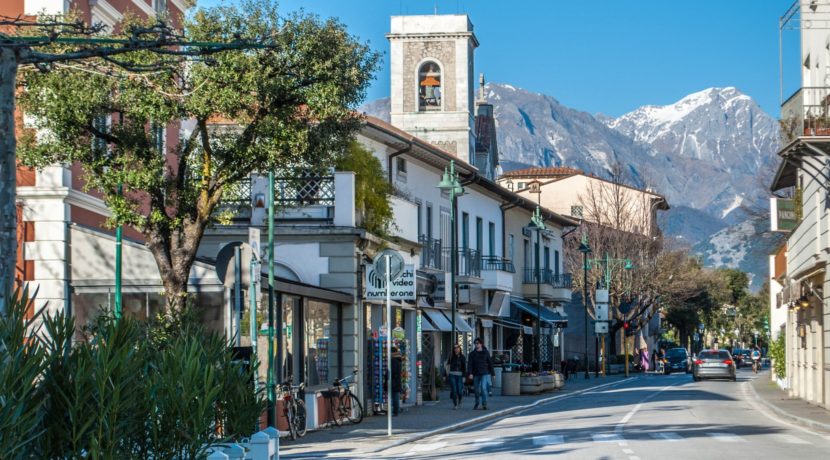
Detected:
left=0, top=288, right=265, bottom=460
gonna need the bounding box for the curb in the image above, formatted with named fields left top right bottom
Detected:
left=370, top=376, right=636, bottom=453
left=747, top=377, right=830, bottom=433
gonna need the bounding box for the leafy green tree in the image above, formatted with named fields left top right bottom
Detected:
left=335, top=141, right=394, bottom=236
left=18, top=1, right=379, bottom=311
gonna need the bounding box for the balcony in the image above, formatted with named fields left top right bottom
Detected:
left=522, top=269, right=573, bottom=303
left=780, top=87, right=830, bottom=143
left=441, top=247, right=482, bottom=282
left=480, top=256, right=515, bottom=291
left=419, top=236, right=443, bottom=272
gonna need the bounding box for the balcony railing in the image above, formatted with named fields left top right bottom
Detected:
left=419, top=236, right=443, bottom=271
left=523, top=269, right=572, bottom=288
left=480, top=256, right=515, bottom=273
left=780, top=87, right=830, bottom=143
left=215, top=177, right=252, bottom=220
left=275, top=174, right=335, bottom=208
left=441, top=247, right=482, bottom=278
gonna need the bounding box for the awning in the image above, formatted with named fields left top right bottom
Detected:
left=442, top=311, right=474, bottom=334
left=511, top=297, right=567, bottom=325
left=488, top=291, right=511, bottom=317
left=423, top=308, right=454, bottom=332
left=419, top=313, right=438, bottom=332
left=493, top=318, right=524, bottom=330
left=481, top=319, right=494, bottom=328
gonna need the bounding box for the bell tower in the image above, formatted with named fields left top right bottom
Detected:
left=387, top=15, right=479, bottom=162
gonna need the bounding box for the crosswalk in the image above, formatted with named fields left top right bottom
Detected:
left=404, top=431, right=820, bottom=454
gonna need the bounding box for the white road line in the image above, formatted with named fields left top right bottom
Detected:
left=473, top=437, right=505, bottom=447
left=622, top=448, right=635, bottom=454
left=650, top=432, right=683, bottom=441
left=532, top=435, right=564, bottom=445
left=707, top=433, right=745, bottom=443
left=629, top=456, right=641, bottom=460
left=776, top=434, right=811, bottom=445
left=592, top=433, right=624, bottom=442
left=407, top=441, right=447, bottom=452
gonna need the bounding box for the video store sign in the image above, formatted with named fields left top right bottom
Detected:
left=365, top=264, right=416, bottom=301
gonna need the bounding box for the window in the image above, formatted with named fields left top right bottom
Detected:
left=523, top=239, right=530, bottom=269
left=571, top=205, right=584, bottom=218
left=544, top=247, right=550, bottom=270
left=554, top=249, right=560, bottom=277
left=418, top=61, right=442, bottom=111
left=517, top=182, right=526, bottom=190
left=488, top=222, right=496, bottom=256
left=416, top=200, right=423, bottom=237
left=476, top=217, right=483, bottom=254
left=304, top=300, right=337, bottom=388
left=462, top=212, right=470, bottom=251
left=151, top=122, right=165, bottom=155
left=153, top=0, right=168, bottom=15
left=396, top=157, right=407, bottom=183
left=508, top=234, right=515, bottom=261
left=426, top=203, right=433, bottom=240
left=92, top=114, right=108, bottom=156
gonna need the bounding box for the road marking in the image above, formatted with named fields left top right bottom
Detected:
left=707, top=433, right=745, bottom=443
left=629, top=456, right=641, bottom=460
left=622, top=448, right=635, bottom=454
left=592, top=433, right=624, bottom=442
left=650, top=432, right=683, bottom=441
left=776, top=434, right=811, bottom=444
left=532, top=435, right=564, bottom=445
left=473, top=437, right=505, bottom=447
left=407, top=442, right=447, bottom=452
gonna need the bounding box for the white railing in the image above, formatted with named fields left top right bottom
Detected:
left=206, top=428, right=279, bottom=460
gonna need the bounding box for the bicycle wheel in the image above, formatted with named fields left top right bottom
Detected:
left=346, top=393, right=364, bottom=424
left=287, top=404, right=299, bottom=440
left=293, top=400, right=307, bottom=438
left=330, top=393, right=344, bottom=427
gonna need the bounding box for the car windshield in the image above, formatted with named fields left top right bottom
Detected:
left=665, top=349, right=687, bottom=358
left=700, top=351, right=731, bottom=360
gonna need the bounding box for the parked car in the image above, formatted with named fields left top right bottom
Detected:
left=693, top=349, right=736, bottom=382
left=663, top=348, right=691, bottom=374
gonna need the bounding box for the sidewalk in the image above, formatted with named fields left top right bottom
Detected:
left=278, top=374, right=632, bottom=459
left=749, top=372, right=830, bottom=433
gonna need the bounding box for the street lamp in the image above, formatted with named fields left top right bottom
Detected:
left=437, top=160, right=465, bottom=344
left=528, top=206, right=545, bottom=371
left=578, top=234, right=592, bottom=378
left=585, top=252, right=633, bottom=377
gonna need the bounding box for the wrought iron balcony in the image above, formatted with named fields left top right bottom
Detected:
left=215, top=177, right=252, bottom=221
left=780, top=87, right=830, bottom=143
left=480, top=256, right=515, bottom=273
left=419, top=235, right=443, bottom=271
left=522, top=269, right=572, bottom=288
left=441, top=247, right=482, bottom=278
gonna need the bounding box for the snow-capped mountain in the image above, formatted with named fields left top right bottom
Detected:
left=360, top=84, right=784, bottom=289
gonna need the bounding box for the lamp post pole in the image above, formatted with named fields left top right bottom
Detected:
left=267, top=171, right=276, bottom=427
left=578, top=234, right=591, bottom=379
left=527, top=205, right=544, bottom=371
left=438, top=161, right=465, bottom=346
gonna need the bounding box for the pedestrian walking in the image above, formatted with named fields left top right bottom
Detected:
left=640, top=347, right=650, bottom=373
left=390, top=347, right=403, bottom=416
left=447, top=344, right=467, bottom=409
left=467, top=338, right=495, bottom=410
left=560, top=359, right=569, bottom=380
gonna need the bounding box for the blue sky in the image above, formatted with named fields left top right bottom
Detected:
left=200, top=1, right=793, bottom=117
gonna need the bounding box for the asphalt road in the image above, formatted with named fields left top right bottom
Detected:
left=378, top=369, right=830, bottom=459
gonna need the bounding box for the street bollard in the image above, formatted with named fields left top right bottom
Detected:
left=262, top=426, right=280, bottom=458
left=223, top=443, right=245, bottom=460
left=249, top=431, right=276, bottom=460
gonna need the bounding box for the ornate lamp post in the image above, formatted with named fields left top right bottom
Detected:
left=584, top=252, right=633, bottom=377
left=528, top=206, right=546, bottom=370
left=437, top=160, right=465, bottom=344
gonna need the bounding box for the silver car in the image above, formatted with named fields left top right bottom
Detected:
left=693, top=349, right=736, bottom=382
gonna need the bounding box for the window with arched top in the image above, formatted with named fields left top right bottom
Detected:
left=418, top=61, right=442, bottom=111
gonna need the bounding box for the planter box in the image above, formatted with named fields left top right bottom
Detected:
left=520, top=376, right=544, bottom=394
left=553, top=373, right=564, bottom=390
left=502, top=372, right=521, bottom=396
left=540, top=374, right=556, bottom=392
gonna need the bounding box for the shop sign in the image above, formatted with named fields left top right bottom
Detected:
left=366, top=264, right=416, bottom=300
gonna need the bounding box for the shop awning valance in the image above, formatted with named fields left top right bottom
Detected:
left=419, top=314, right=438, bottom=332
left=446, top=312, right=475, bottom=334
left=423, top=308, right=454, bottom=332
left=487, top=291, right=511, bottom=317
left=511, top=298, right=567, bottom=325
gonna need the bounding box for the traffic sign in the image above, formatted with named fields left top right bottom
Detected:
left=374, top=249, right=405, bottom=282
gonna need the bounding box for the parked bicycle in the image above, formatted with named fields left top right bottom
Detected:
left=279, top=378, right=307, bottom=440
left=326, top=370, right=364, bottom=426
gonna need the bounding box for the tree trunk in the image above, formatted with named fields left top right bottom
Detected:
left=146, top=219, right=208, bottom=314
left=0, top=49, right=19, bottom=315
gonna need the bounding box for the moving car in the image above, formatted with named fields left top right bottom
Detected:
left=732, top=348, right=750, bottom=368
left=663, top=348, right=691, bottom=374
left=693, top=349, right=736, bottom=382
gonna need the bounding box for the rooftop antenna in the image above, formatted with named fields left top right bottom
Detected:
left=435, top=0, right=438, bottom=14
left=478, top=73, right=485, bottom=101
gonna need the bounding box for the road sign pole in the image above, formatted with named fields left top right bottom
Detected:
left=386, top=254, right=392, bottom=437
left=234, top=246, right=242, bottom=347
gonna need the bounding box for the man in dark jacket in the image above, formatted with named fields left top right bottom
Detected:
left=447, top=344, right=467, bottom=409
left=467, top=338, right=495, bottom=410
left=390, top=347, right=403, bottom=415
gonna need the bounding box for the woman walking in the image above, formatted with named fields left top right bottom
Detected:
left=447, top=344, right=467, bottom=409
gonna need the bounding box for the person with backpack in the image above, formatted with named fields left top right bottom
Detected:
left=467, top=338, right=495, bottom=410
